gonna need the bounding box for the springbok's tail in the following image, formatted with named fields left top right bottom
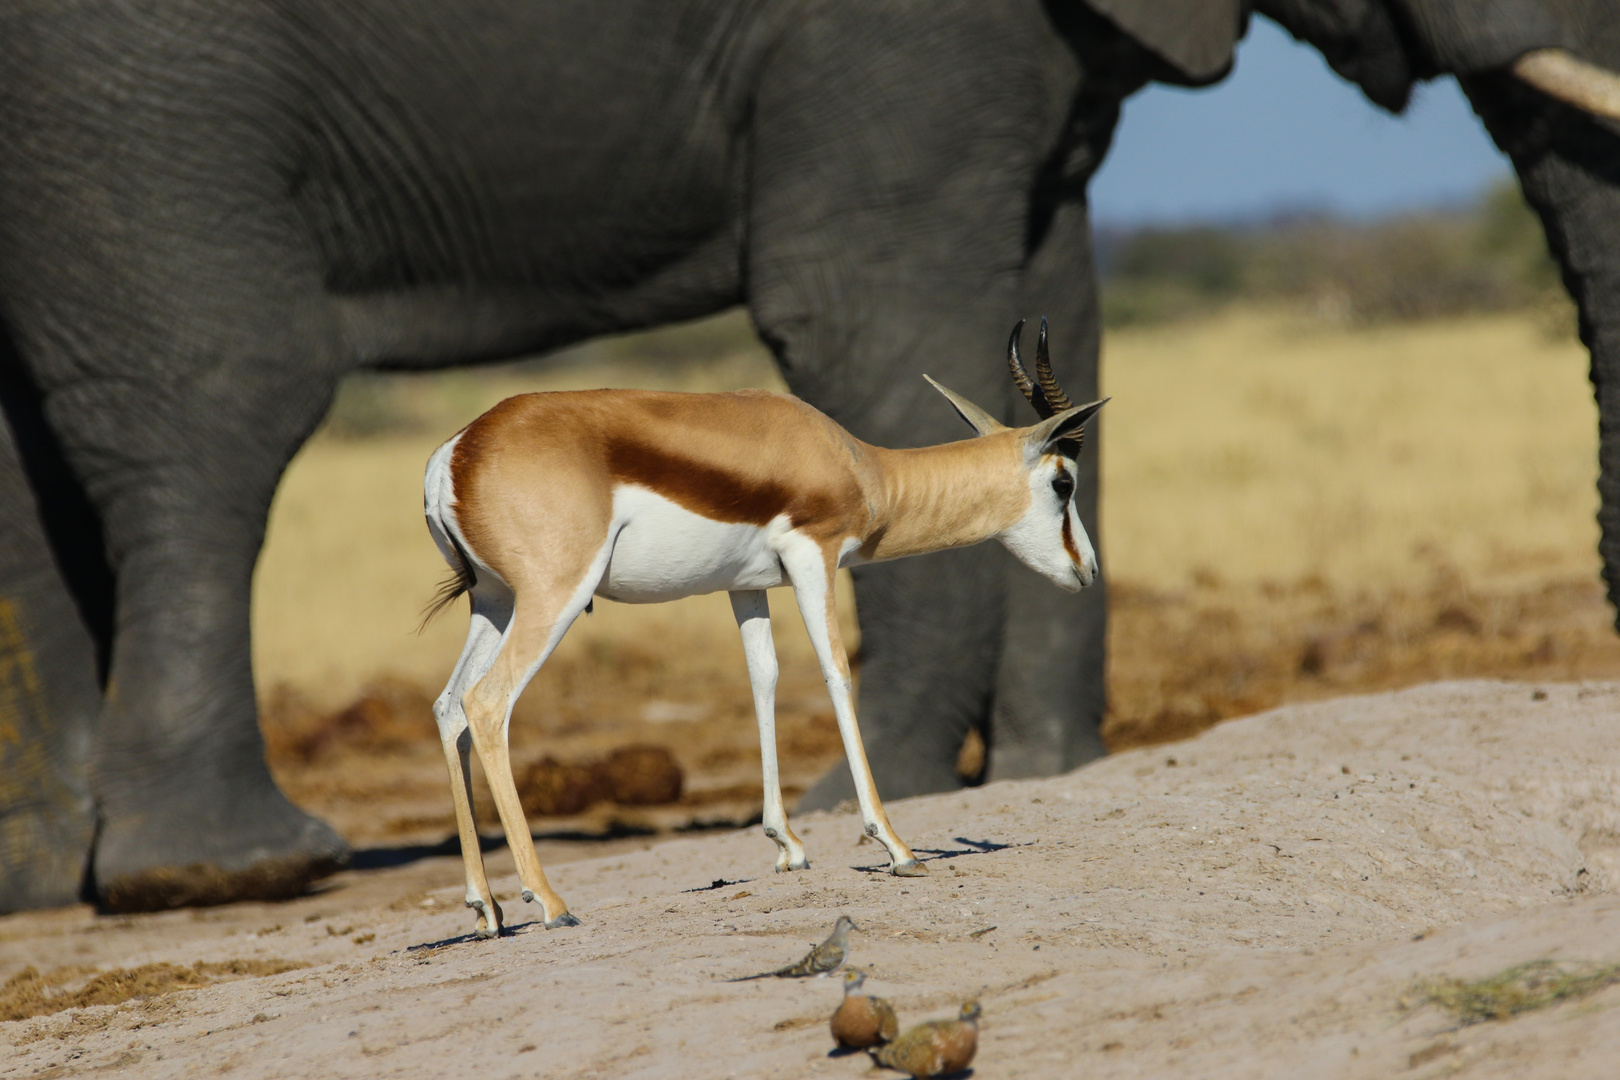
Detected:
left=419, top=436, right=478, bottom=632
left=418, top=534, right=476, bottom=632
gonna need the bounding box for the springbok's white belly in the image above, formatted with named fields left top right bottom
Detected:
left=596, top=485, right=787, bottom=603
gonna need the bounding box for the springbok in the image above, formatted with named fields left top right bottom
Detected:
left=422, top=318, right=1106, bottom=936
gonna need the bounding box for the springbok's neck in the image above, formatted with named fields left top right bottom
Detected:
left=861, top=433, right=1028, bottom=562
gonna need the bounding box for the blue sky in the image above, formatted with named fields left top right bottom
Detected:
left=1088, top=17, right=1513, bottom=226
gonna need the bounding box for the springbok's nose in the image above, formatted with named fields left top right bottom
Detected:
left=1076, top=554, right=1097, bottom=588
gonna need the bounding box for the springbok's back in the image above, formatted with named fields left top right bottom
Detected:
left=427, top=388, right=875, bottom=607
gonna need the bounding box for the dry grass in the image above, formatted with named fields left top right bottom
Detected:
left=1099, top=307, right=1596, bottom=590
left=0, top=960, right=304, bottom=1022
left=1418, top=960, right=1620, bottom=1025
left=250, top=307, right=1620, bottom=838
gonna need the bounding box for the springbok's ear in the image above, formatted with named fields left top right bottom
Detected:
left=924, top=375, right=1006, bottom=437
left=1025, top=397, right=1109, bottom=455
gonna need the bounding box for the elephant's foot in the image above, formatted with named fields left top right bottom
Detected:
left=0, top=791, right=95, bottom=913
left=92, top=776, right=347, bottom=913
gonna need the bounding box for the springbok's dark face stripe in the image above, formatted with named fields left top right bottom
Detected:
left=1060, top=510, right=1082, bottom=566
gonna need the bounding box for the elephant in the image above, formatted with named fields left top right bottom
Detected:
left=1, top=0, right=1617, bottom=917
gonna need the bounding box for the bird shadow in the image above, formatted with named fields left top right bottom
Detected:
left=849, top=1055, right=971, bottom=1078
left=850, top=836, right=1032, bottom=874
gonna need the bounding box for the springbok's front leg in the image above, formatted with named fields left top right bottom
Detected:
left=779, top=541, right=925, bottom=876
left=729, top=590, right=810, bottom=872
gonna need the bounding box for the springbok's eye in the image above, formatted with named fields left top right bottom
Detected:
left=1051, top=471, right=1074, bottom=503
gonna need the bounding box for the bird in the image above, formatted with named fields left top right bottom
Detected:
left=728, top=915, right=857, bottom=980
left=871, top=1001, right=981, bottom=1078
left=830, top=969, right=899, bottom=1050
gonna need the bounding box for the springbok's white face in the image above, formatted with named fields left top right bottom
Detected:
left=923, top=317, right=1106, bottom=593
left=997, top=448, right=1097, bottom=592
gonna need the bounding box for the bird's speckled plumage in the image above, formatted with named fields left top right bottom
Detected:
left=872, top=1001, right=980, bottom=1078
left=730, top=915, right=856, bottom=980
left=830, top=969, right=899, bottom=1049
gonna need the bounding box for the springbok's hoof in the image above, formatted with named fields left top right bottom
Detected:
left=545, top=911, right=581, bottom=929
left=469, top=897, right=504, bottom=937
left=891, top=858, right=929, bottom=877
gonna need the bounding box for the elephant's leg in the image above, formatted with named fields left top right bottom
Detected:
left=0, top=350, right=105, bottom=911
left=748, top=4, right=1111, bottom=807
left=990, top=197, right=1109, bottom=780
left=29, top=318, right=352, bottom=911
left=1464, top=75, right=1620, bottom=624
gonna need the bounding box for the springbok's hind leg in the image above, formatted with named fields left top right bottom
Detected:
left=433, top=588, right=512, bottom=937
left=730, top=590, right=809, bottom=872
left=779, top=542, right=925, bottom=876
left=461, top=566, right=604, bottom=930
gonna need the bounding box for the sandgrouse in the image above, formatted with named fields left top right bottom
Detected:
left=872, top=1001, right=980, bottom=1078
left=729, top=915, right=856, bottom=980
left=830, top=969, right=899, bottom=1050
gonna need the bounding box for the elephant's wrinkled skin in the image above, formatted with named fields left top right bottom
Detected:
left=0, top=0, right=1214, bottom=912
left=2, top=0, right=1616, bottom=914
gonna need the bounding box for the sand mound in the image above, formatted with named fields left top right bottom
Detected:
left=2, top=680, right=1617, bottom=1078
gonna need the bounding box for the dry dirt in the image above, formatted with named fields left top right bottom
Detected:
left=4, top=679, right=1618, bottom=1078
left=255, top=568, right=1620, bottom=848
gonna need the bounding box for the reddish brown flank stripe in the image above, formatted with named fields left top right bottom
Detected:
left=446, top=391, right=863, bottom=564
left=605, top=436, right=839, bottom=528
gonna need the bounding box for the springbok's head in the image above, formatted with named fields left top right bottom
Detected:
left=925, top=318, right=1107, bottom=593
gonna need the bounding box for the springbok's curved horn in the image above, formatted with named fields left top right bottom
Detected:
left=1512, top=48, right=1620, bottom=122
left=1033, top=316, right=1076, bottom=415
left=1007, top=319, right=1047, bottom=416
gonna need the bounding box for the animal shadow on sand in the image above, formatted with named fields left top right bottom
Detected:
left=351, top=821, right=662, bottom=873
left=682, top=877, right=755, bottom=893
left=828, top=1046, right=975, bottom=1077
left=851, top=836, right=1030, bottom=874
left=401, top=838, right=1022, bottom=948
left=846, top=1047, right=973, bottom=1079
left=406, top=919, right=556, bottom=951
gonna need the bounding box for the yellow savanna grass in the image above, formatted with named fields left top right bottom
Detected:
left=1100, top=307, right=1597, bottom=590
left=253, top=307, right=1600, bottom=708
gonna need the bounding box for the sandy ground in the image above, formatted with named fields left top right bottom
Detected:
left=3, top=679, right=1619, bottom=1078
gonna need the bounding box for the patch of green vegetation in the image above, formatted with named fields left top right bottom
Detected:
left=1099, top=180, right=1569, bottom=329
left=1420, top=960, right=1620, bottom=1025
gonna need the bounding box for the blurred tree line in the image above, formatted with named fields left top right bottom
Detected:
left=1096, top=180, right=1569, bottom=329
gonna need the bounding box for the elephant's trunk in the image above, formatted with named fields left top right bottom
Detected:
left=1466, top=72, right=1620, bottom=622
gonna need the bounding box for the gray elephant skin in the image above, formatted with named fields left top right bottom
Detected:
left=1, top=0, right=1615, bottom=915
